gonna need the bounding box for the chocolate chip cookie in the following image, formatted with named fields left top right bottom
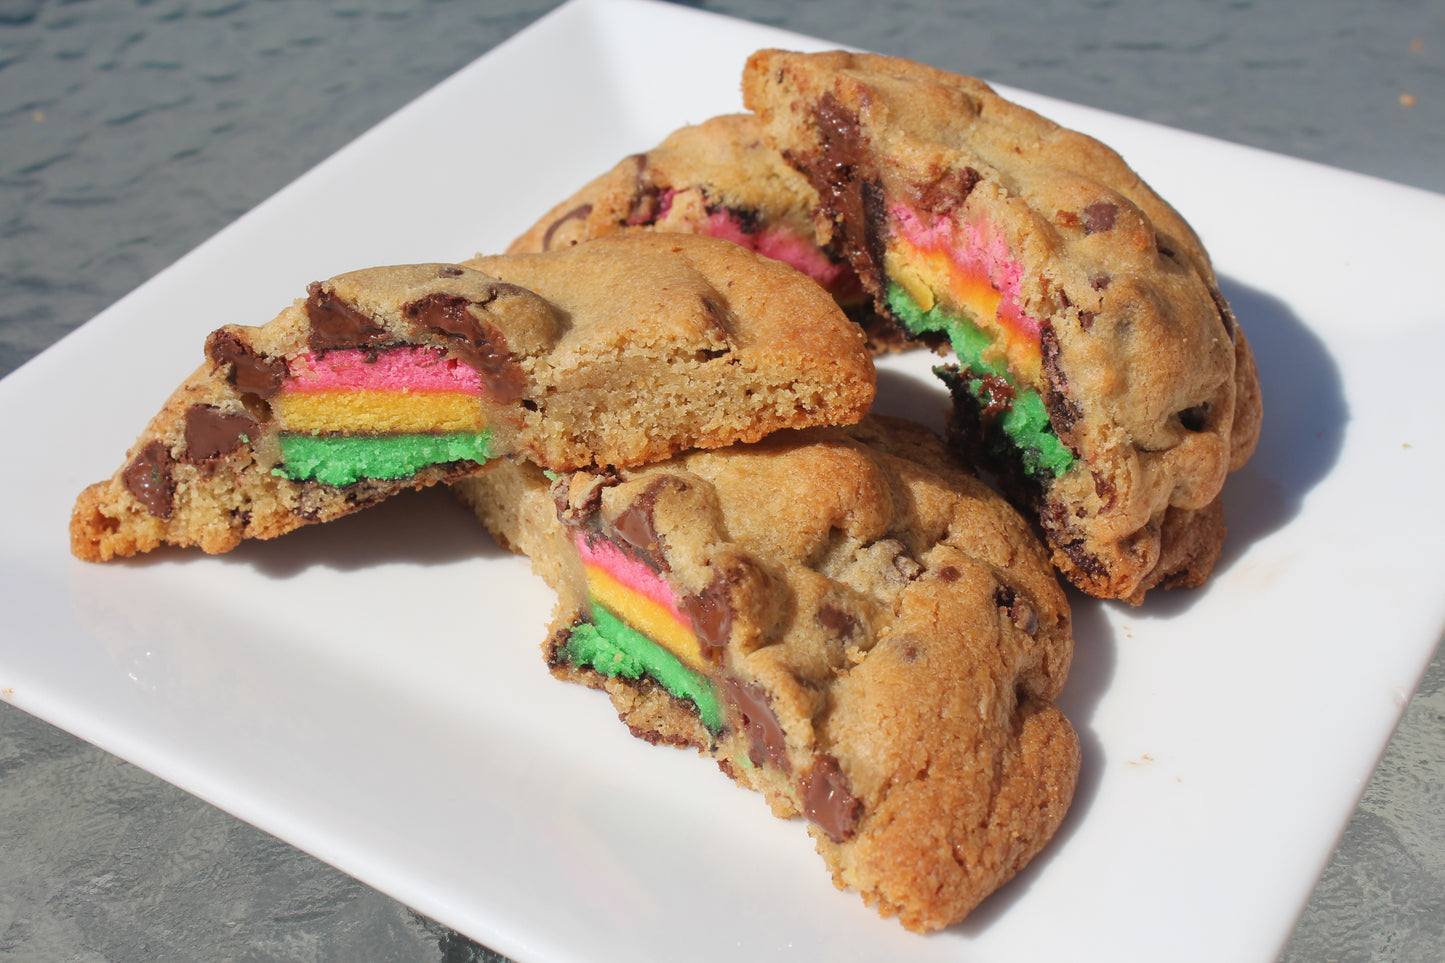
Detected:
left=454, top=415, right=1078, bottom=931
left=72, top=234, right=874, bottom=560
left=507, top=113, right=901, bottom=350
left=742, top=49, right=1263, bottom=603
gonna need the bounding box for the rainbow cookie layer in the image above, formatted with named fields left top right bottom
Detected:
left=563, top=531, right=724, bottom=733
left=886, top=205, right=1041, bottom=382
left=274, top=346, right=497, bottom=486
left=884, top=207, right=1075, bottom=481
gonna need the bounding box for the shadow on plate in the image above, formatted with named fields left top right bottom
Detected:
left=223, top=482, right=508, bottom=578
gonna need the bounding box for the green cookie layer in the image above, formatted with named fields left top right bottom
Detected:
left=886, top=283, right=1074, bottom=481
left=277, top=431, right=496, bottom=486
left=562, top=604, right=724, bottom=734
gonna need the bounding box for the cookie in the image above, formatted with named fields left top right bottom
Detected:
left=72, top=234, right=874, bottom=560
left=742, top=49, right=1263, bottom=603
left=454, top=416, right=1078, bottom=932
left=507, top=114, right=900, bottom=351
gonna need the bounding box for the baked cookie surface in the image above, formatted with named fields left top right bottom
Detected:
left=455, top=416, right=1078, bottom=932
left=507, top=114, right=896, bottom=348
left=72, top=234, right=874, bottom=560
left=742, top=49, right=1263, bottom=603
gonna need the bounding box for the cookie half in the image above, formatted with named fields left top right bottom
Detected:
left=506, top=113, right=902, bottom=350
left=455, top=416, right=1078, bottom=932
left=72, top=234, right=874, bottom=560
left=743, top=49, right=1263, bottom=603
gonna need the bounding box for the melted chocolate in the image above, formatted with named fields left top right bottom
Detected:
left=183, top=405, right=259, bottom=463
left=1040, top=502, right=1108, bottom=580
left=401, top=292, right=526, bottom=403
left=810, top=93, right=887, bottom=295
left=1039, top=324, right=1082, bottom=445
left=122, top=440, right=176, bottom=519
left=541, top=203, right=593, bottom=250
left=205, top=329, right=285, bottom=399
left=304, top=283, right=392, bottom=353
left=679, top=571, right=734, bottom=664
left=803, top=754, right=861, bottom=843
left=975, top=374, right=1015, bottom=423
left=720, top=677, right=789, bottom=772
left=607, top=479, right=678, bottom=571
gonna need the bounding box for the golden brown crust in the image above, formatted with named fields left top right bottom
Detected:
left=742, top=49, right=1263, bottom=603
left=455, top=415, right=1077, bottom=931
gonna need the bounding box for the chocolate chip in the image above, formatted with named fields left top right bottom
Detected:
left=1040, top=323, right=1082, bottom=445
left=183, top=405, right=258, bottom=464
left=994, top=585, right=1040, bottom=635
left=122, top=440, right=176, bottom=519
left=401, top=292, right=526, bottom=403
left=720, top=677, right=790, bottom=772
left=304, top=283, right=392, bottom=353
left=1081, top=201, right=1118, bottom=234
left=607, top=478, right=684, bottom=571
left=680, top=571, right=734, bottom=665
left=817, top=604, right=858, bottom=641
left=938, top=566, right=960, bottom=583
left=809, top=93, right=888, bottom=295
left=802, top=754, right=861, bottom=843
left=436, top=265, right=465, bottom=278
left=205, top=329, right=285, bottom=399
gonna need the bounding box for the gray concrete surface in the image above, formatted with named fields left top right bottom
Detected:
left=2, top=1, right=1442, bottom=960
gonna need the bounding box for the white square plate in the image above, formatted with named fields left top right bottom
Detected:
left=3, top=1, right=1444, bottom=960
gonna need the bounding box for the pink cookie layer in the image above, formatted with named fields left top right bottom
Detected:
left=890, top=205, right=1040, bottom=343
left=285, top=347, right=485, bottom=394
left=703, top=210, right=853, bottom=292
left=575, top=534, right=687, bottom=622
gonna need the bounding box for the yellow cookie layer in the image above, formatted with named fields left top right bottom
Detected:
left=886, top=245, right=1041, bottom=384
left=585, top=565, right=704, bottom=670
left=276, top=390, right=485, bottom=434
